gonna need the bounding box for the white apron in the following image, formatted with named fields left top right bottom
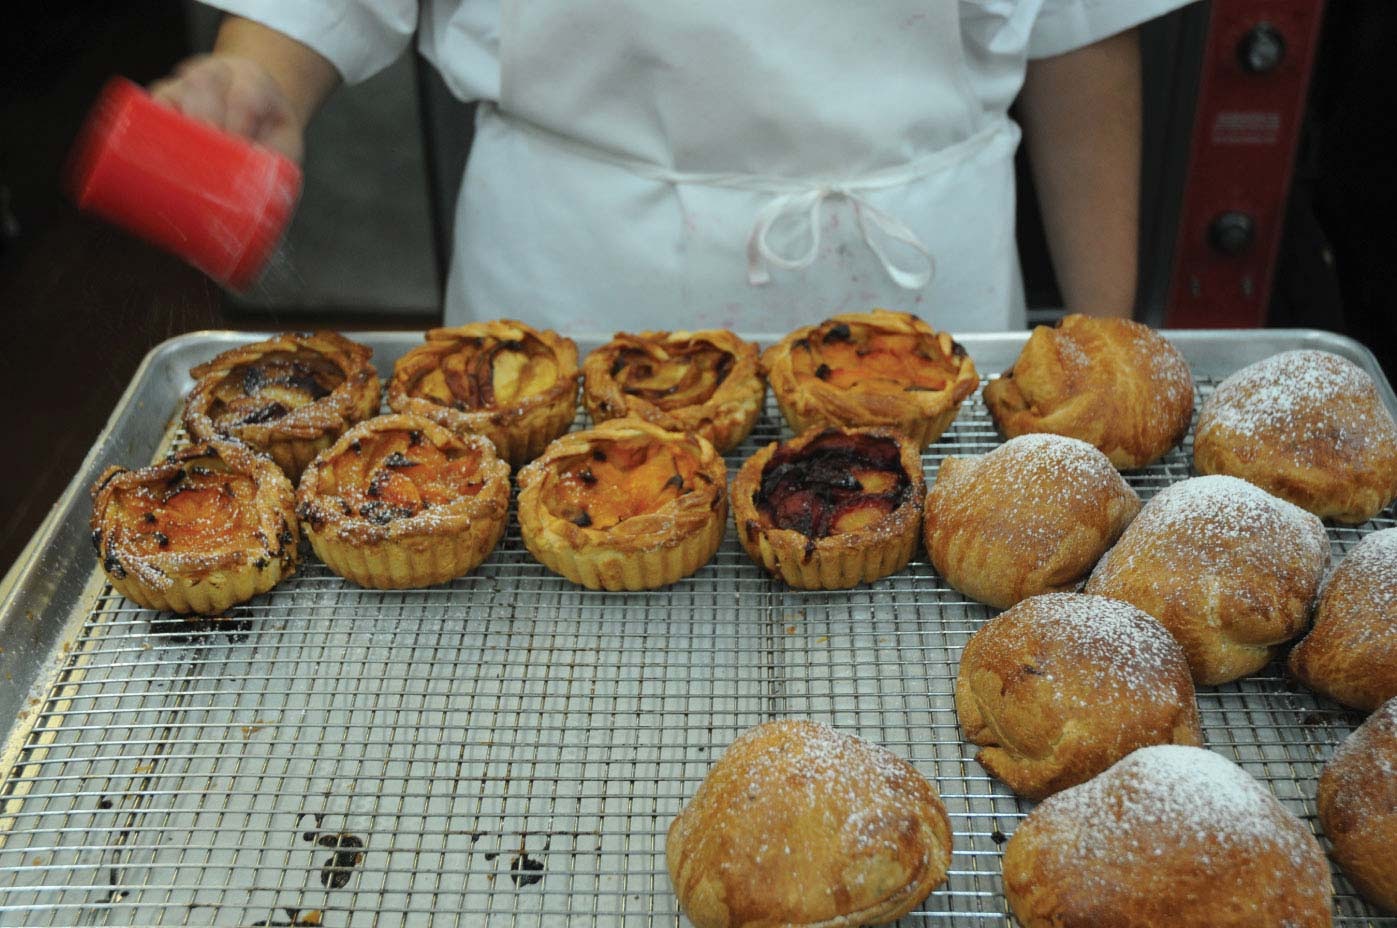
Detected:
left=446, top=2, right=1026, bottom=333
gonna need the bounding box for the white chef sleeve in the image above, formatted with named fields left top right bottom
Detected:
left=197, top=1, right=418, bottom=83
left=1029, top=0, right=1198, bottom=59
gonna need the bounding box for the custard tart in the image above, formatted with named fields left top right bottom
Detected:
left=515, top=418, right=727, bottom=591
left=732, top=426, right=925, bottom=589
left=582, top=329, right=764, bottom=453
left=762, top=309, right=978, bottom=449
left=387, top=320, right=579, bottom=467
left=183, top=331, right=381, bottom=481
left=296, top=414, right=510, bottom=589
left=91, top=440, right=298, bottom=614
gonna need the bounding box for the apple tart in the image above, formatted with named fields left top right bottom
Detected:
left=183, top=331, right=381, bottom=481
left=582, top=330, right=764, bottom=453
left=296, top=414, right=510, bottom=589
left=90, top=440, right=299, bottom=614
left=762, top=309, right=978, bottom=449
left=516, top=418, right=727, bottom=590
left=732, top=426, right=925, bottom=589
left=387, top=320, right=578, bottom=467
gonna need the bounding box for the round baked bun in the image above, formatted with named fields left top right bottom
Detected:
left=1194, top=350, right=1397, bottom=523
left=1085, top=475, right=1329, bottom=685
left=667, top=719, right=952, bottom=928
left=1003, top=745, right=1333, bottom=928
left=956, top=593, right=1202, bottom=800
left=1289, top=528, right=1397, bottom=711
left=1318, top=698, right=1397, bottom=913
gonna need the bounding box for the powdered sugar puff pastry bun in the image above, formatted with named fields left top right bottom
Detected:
left=924, top=434, right=1141, bottom=609
left=1003, top=745, right=1333, bottom=928
left=1319, top=698, right=1397, bottom=914
left=956, top=593, right=1202, bottom=800
left=1194, top=349, right=1397, bottom=523
left=983, top=314, right=1194, bottom=469
left=1289, top=528, right=1397, bottom=712
left=1086, top=475, right=1328, bottom=685
left=667, top=719, right=952, bottom=928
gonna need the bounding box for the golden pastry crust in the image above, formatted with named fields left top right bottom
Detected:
left=296, top=413, right=510, bottom=589
left=1085, top=475, right=1329, bottom=685
left=1289, top=528, right=1397, bottom=712
left=582, top=329, right=765, bottom=453
left=1003, top=746, right=1333, bottom=928
left=386, top=320, right=579, bottom=467
left=1318, top=698, right=1397, bottom=914
left=515, top=418, right=727, bottom=590
left=731, top=427, right=924, bottom=590
left=90, top=441, right=298, bottom=614
left=982, top=314, right=1194, bottom=469
left=182, top=331, right=382, bottom=482
left=1194, top=349, right=1397, bottom=523
left=956, top=593, right=1202, bottom=800
left=667, top=719, right=952, bottom=928
left=924, top=434, right=1141, bottom=609
left=761, top=310, right=978, bottom=449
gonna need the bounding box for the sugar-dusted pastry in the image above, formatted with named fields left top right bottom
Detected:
left=667, top=719, right=952, bottom=928
left=1003, top=746, right=1333, bottom=928
left=516, top=418, right=727, bottom=590
left=387, top=320, right=579, bottom=467
left=1085, top=475, right=1329, bottom=685
left=1194, top=349, right=1397, bottom=523
left=983, top=314, right=1194, bottom=469
left=761, top=309, right=978, bottom=449
left=295, top=414, right=510, bottom=589
left=1289, top=528, right=1397, bottom=712
left=732, top=426, right=924, bottom=590
left=924, top=434, right=1140, bottom=609
left=582, top=330, right=764, bottom=453
left=1319, top=698, right=1397, bottom=913
left=183, top=331, right=381, bottom=481
left=956, top=593, right=1202, bottom=800
left=90, top=441, right=298, bottom=614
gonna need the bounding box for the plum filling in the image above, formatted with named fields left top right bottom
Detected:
left=407, top=335, right=560, bottom=411
left=209, top=351, right=344, bottom=427
left=608, top=341, right=735, bottom=410
left=755, top=431, right=910, bottom=538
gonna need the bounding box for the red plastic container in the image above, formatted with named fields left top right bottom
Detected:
left=67, top=77, right=302, bottom=290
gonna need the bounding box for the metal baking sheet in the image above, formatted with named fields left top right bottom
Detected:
left=1, top=329, right=1393, bottom=927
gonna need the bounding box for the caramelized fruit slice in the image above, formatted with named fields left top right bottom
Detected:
left=409, top=335, right=560, bottom=410
left=609, top=339, right=736, bottom=410
left=209, top=350, right=346, bottom=427
left=755, top=431, right=911, bottom=539
left=327, top=429, right=487, bottom=525
left=542, top=438, right=707, bottom=529
left=111, top=459, right=260, bottom=556
left=791, top=322, right=958, bottom=395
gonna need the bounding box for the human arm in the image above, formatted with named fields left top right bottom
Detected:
left=1018, top=27, right=1142, bottom=318
left=150, top=15, right=340, bottom=163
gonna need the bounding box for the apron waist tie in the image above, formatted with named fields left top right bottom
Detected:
left=483, top=103, right=1013, bottom=292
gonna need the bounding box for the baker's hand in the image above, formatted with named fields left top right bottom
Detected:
left=151, top=54, right=306, bottom=163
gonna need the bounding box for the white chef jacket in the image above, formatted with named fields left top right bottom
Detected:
left=204, top=0, right=1192, bottom=333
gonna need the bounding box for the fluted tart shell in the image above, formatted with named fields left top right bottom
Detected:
left=387, top=319, right=579, bottom=467
left=296, top=413, right=510, bottom=589
left=516, top=417, right=727, bottom=591
left=582, top=329, right=764, bottom=453
left=90, top=440, right=299, bottom=614
left=762, top=309, right=978, bottom=449
left=182, top=331, right=381, bottom=482
left=732, top=426, right=925, bottom=590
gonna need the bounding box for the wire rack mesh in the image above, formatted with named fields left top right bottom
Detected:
left=0, top=378, right=1393, bottom=927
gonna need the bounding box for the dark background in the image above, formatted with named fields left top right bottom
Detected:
left=1, top=1, right=1392, bottom=575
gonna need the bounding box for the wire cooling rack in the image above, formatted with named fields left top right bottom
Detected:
left=0, top=380, right=1392, bottom=927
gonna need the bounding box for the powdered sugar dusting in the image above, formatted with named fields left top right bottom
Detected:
left=1323, top=528, right=1397, bottom=618
left=1033, top=746, right=1319, bottom=868
left=1324, top=698, right=1397, bottom=818
left=937, top=434, right=1132, bottom=515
